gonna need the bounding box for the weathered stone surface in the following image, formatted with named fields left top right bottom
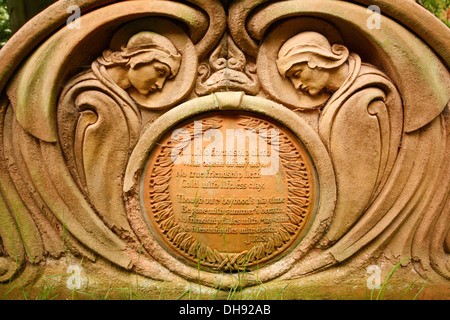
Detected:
left=0, top=0, right=448, bottom=299
left=7, top=0, right=57, bottom=32
left=142, top=112, right=317, bottom=271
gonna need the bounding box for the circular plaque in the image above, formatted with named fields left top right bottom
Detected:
left=142, top=112, right=317, bottom=271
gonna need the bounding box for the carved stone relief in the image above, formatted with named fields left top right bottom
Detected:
left=142, top=112, right=316, bottom=271
left=195, top=34, right=260, bottom=95
left=0, top=0, right=448, bottom=299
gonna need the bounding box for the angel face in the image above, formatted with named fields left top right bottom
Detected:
left=285, top=62, right=332, bottom=96
left=127, top=61, right=171, bottom=95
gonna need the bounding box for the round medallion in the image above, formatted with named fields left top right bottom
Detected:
left=142, top=111, right=317, bottom=271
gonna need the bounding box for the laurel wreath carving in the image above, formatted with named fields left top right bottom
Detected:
left=147, top=116, right=313, bottom=271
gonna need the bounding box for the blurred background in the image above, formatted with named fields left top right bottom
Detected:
left=0, top=0, right=449, bottom=48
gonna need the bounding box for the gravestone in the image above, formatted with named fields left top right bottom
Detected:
left=0, top=0, right=448, bottom=300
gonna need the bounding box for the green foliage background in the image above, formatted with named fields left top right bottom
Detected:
left=0, top=0, right=448, bottom=47
left=418, top=0, right=450, bottom=26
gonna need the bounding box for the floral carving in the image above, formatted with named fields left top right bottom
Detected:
left=144, top=115, right=315, bottom=271
left=277, top=31, right=350, bottom=99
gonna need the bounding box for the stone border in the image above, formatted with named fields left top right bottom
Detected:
left=124, top=92, right=336, bottom=288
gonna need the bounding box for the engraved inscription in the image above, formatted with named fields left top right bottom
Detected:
left=143, top=112, right=316, bottom=271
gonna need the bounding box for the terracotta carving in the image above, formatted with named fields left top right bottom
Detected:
left=142, top=112, right=316, bottom=271
left=277, top=31, right=350, bottom=99
left=276, top=31, right=403, bottom=243
left=101, top=31, right=181, bottom=97
left=196, top=34, right=260, bottom=95
left=0, top=0, right=448, bottom=299
left=69, top=30, right=182, bottom=109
